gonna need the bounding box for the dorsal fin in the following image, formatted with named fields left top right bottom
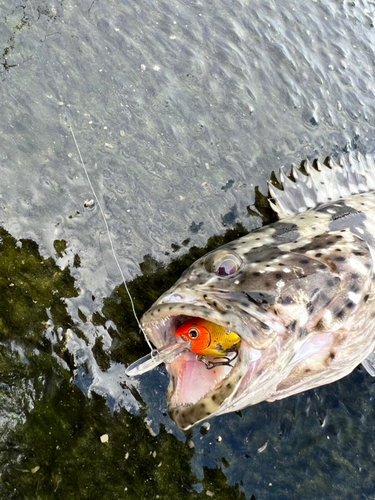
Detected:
left=268, top=152, right=375, bottom=219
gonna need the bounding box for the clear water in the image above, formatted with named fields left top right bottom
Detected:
left=0, top=0, right=375, bottom=498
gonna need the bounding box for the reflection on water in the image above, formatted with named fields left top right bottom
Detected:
left=1, top=0, right=375, bottom=498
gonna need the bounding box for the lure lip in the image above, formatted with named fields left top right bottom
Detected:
left=125, top=338, right=192, bottom=377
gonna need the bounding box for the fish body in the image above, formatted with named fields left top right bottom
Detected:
left=138, top=152, right=375, bottom=430
left=174, top=318, right=241, bottom=357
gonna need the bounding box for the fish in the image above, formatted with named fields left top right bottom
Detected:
left=174, top=318, right=241, bottom=368
left=129, top=152, right=375, bottom=430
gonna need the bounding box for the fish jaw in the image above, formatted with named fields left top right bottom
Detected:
left=140, top=291, right=286, bottom=429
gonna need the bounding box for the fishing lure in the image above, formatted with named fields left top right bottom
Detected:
left=174, top=318, right=241, bottom=369
left=125, top=318, right=241, bottom=376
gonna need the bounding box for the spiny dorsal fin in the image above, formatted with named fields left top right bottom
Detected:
left=268, top=152, right=375, bottom=220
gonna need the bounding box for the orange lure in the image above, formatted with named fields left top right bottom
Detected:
left=174, top=318, right=241, bottom=358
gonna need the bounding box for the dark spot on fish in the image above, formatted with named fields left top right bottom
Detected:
left=266, top=264, right=270, bottom=267
left=329, top=352, right=335, bottom=360
left=203, top=294, right=207, bottom=298
left=329, top=204, right=360, bottom=220
left=312, top=226, right=317, bottom=230
left=276, top=273, right=282, bottom=279
left=315, top=253, right=322, bottom=257
left=278, top=263, right=284, bottom=266
left=351, top=273, right=359, bottom=280
left=297, top=328, right=306, bottom=338
left=364, top=294, right=370, bottom=302
left=300, top=259, right=309, bottom=264
left=289, top=320, right=297, bottom=332
left=335, top=248, right=342, bottom=252
left=256, top=238, right=260, bottom=241
left=346, top=301, right=354, bottom=309
left=351, top=286, right=360, bottom=293
left=273, top=223, right=300, bottom=240
left=319, top=264, right=326, bottom=269
left=265, top=282, right=271, bottom=288
left=226, top=305, right=231, bottom=309
left=253, top=272, right=260, bottom=277
left=255, top=260, right=261, bottom=263
left=335, top=256, right=345, bottom=262
left=281, top=296, right=293, bottom=305
left=354, top=251, right=363, bottom=256
left=226, top=383, right=232, bottom=389
left=365, top=263, right=371, bottom=269
left=307, top=301, right=314, bottom=313
left=169, top=306, right=173, bottom=310
left=212, top=395, right=217, bottom=401
left=305, top=368, right=311, bottom=373
left=297, top=273, right=306, bottom=279
left=326, top=279, right=335, bottom=287
left=334, top=308, right=344, bottom=319
left=335, top=235, right=343, bottom=239
left=157, top=308, right=161, bottom=312
left=180, top=305, right=186, bottom=309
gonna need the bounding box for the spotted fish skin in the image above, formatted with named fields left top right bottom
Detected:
left=140, top=152, right=375, bottom=430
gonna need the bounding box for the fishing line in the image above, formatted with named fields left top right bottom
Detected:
left=26, top=0, right=152, bottom=350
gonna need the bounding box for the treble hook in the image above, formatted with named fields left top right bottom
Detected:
left=196, top=350, right=239, bottom=370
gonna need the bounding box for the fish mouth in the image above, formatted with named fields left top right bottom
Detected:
left=140, top=295, right=261, bottom=430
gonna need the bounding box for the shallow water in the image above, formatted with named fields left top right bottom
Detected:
left=1, top=0, right=375, bottom=498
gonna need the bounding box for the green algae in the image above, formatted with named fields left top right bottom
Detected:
left=0, top=225, right=252, bottom=499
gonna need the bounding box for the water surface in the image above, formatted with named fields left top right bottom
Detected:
left=0, top=0, right=375, bottom=498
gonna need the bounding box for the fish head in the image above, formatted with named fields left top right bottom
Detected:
left=140, top=227, right=374, bottom=430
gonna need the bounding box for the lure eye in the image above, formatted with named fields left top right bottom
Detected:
left=188, top=328, right=199, bottom=340
left=212, top=255, right=241, bottom=277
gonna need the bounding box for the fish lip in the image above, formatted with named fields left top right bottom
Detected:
left=140, top=292, right=264, bottom=429
left=167, top=347, right=249, bottom=430
left=141, top=288, right=281, bottom=352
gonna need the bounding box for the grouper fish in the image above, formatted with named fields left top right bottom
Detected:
left=128, top=152, right=375, bottom=430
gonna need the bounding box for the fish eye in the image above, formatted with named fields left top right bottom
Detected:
left=212, top=254, right=242, bottom=277
left=188, top=328, right=199, bottom=339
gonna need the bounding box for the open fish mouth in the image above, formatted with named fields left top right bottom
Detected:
left=140, top=298, right=261, bottom=430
